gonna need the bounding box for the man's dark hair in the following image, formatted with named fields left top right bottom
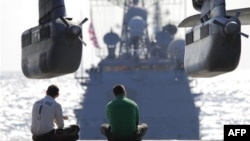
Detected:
left=113, top=84, right=126, bottom=96
left=46, top=84, right=59, bottom=98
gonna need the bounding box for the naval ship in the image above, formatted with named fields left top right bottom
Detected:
left=75, top=0, right=199, bottom=140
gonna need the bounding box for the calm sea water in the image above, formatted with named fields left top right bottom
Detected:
left=1, top=69, right=250, bottom=141
left=190, top=69, right=250, bottom=140
left=0, top=72, right=83, bottom=141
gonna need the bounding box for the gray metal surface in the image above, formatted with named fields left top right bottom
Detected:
left=75, top=0, right=199, bottom=140
left=75, top=66, right=199, bottom=140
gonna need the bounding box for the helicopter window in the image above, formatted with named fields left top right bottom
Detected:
left=22, top=32, right=31, bottom=47
left=185, top=32, right=193, bottom=45
left=193, top=29, right=200, bottom=42
left=31, top=29, right=40, bottom=44
left=40, top=26, right=50, bottom=41
left=200, top=24, right=209, bottom=39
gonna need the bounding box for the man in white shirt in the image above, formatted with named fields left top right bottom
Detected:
left=31, top=84, right=80, bottom=141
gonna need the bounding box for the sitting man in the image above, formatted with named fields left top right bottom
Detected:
left=101, top=84, right=148, bottom=141
left=31, top=84, right=80, bottom=141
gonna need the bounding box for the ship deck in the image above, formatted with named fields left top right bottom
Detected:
left=77, top=140, right=201, bottom=141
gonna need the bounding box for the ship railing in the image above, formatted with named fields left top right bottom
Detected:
left=74, top=76, right=90, bottom=86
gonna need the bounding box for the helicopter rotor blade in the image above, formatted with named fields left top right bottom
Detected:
left=227, top=8, right=250, bottom=25
left=79, top=18, right=88, bottom=26
left=60, top=17, right=70, bottom=27
left=78, top=37, right=87, bottom=46
left=240, top=32, right=249, bottom=38
left=179, top=8, right=250, bottom=27
left=178, top=14, right=200, bottom=27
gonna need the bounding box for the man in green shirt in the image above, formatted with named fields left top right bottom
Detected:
left=101, top=84, right=148, bottom=141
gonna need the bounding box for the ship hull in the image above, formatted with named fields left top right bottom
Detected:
left=76, top=70, right=199, bottom=140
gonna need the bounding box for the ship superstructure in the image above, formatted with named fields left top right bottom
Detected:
left=75, top=0, right=199, bottom=140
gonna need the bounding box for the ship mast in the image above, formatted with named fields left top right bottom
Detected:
left=118, top=0, right=151, bottom=59
left=152, top=0, right=162, bottom=35
left=118, top=0, right=130, bottom=58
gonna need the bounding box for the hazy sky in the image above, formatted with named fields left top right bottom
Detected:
left=0, top=0, right=249, bottom=72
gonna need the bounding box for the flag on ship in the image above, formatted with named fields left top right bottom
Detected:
left=88, top=7, right=100, bottom=48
